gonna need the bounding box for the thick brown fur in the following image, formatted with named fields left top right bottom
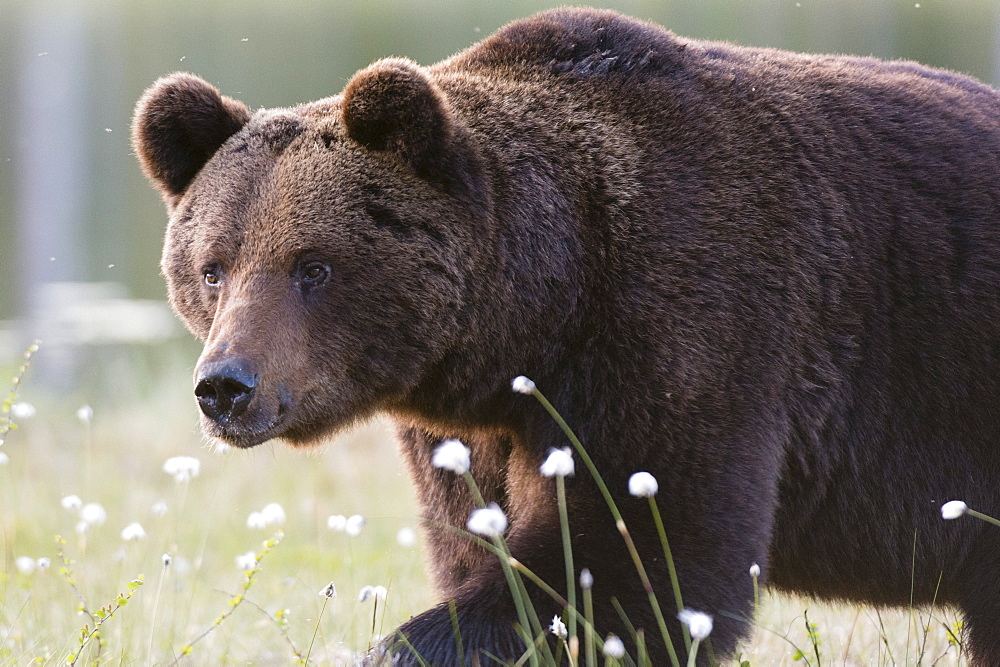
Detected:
left=133, top=8, right=1000, bottom=665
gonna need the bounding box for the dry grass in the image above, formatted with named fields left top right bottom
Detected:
left=744, top=594, right=965, bottom=666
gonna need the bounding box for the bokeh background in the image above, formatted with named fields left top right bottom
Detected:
left=0, top=0, right=996, bottom=662
left=2, top=0, right=1000, bottom=373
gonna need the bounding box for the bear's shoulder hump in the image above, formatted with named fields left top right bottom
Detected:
left=450, top=7, right=686, bottom=78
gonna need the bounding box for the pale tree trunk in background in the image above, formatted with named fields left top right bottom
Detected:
left=995, top=6, right=1000, bottom=85
left=15, top=4, right=90, bottom=386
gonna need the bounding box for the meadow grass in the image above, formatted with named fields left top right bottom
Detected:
left=0, top=344, right=973, bottom=664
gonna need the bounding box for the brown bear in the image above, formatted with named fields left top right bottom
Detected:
left=132, top=7, right=1000, bottom=665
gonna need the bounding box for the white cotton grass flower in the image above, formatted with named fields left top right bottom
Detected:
left=10, top=402, right=36, bottom=419
left=235, top=551, right=257, bottom=570
left=151, top=500, right=168, bottom=517
left=0, top=452, right=8, bottom=466
left=628, top=471, right=659, bottom=497
left=549, top=614, right=568, bottom=639
left=80, top=502, right=107, bottom=526
left=15, top=556, right=36, bottom=574
left=603, top=634, right=626, bottom=659
left=36, top=557, right=50, bottom=570
left=941, top=500, right=969, bottom=520
left=247, top=503, right=286, bottom=529
left=466, top=503, right=508, bottom=538
left=327, top=514, right=348, bottom=531
left=749, top=563, right=761, bottom=578
left=396, top=527, right=417, bottom=547
left=261, top=502, right=286, bottom=526
left=162, top=553, right=172, bottom=567
left=678, top=609, right=713, bottom=641
left=511, top=375, right=536, bottom=394
left=162, top=456, right=200, bottom=483
left=345, top=514, right=366, bottom=537
left=61, top=494, right=83, bottom=511
left=432, top=439, right=471, bottom=475
left=120, top=522, right=147, bottom=541
left=580, top=568, right=594, bottom=590
left=76, top=404, right=93, bottom=424
left=540, top=447, right=575, bottom=477
left=358, top=585, right=387, bottom=602
left=319, top=582, right=337, bottom=599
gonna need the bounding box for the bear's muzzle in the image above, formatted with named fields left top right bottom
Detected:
left=194, top=357, right=258, bottom=425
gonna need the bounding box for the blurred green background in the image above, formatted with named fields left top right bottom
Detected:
left=0, top=3, right=994, bottom=660
left=1, top=0, right=999, bottom=374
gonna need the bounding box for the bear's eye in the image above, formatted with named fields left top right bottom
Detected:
left=297, top=261, right=331, bottom=290
left=203, top=267, right=222, bottom=287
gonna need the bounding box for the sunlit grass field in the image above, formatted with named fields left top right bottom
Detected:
left=0, top=341, right=971, bottom=665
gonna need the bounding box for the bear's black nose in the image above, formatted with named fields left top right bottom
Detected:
left=194, top=359, right=257, bottom=424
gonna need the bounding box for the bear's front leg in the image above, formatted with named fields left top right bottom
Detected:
left=386, top=426, right=554, bottom=663
left=387, top=420, right=781, bottom=665
left=394, top=426, right=517, bottom=599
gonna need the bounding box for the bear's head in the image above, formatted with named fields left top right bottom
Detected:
left=133, top=60, right=491, bottom=448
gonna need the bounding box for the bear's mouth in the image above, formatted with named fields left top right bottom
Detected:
left=200, top=399, right=290, bottom=449
left=206, top=420, right=284, bottom=448
left=202, top=416, right=285, bottom=448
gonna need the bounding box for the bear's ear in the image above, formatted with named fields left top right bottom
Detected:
left=341, top=58, right=457, bottom=180
left=132, top=72, right=250, bottom=202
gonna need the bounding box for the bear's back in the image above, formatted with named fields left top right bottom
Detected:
left=443, top=6, right=1000, bottom=112
left=444, top=7, right=685, bottom=79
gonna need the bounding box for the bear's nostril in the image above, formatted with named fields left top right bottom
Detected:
left=218, top=377, right=253, bottom=400
left=194, top=362, right=258, bottom=424
left=194, top=378, right=219, bottom=401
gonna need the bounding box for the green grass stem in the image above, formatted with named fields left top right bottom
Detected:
left=751, top=567, right=760, bottom=664
left=557, top=474, right=578, bottom=647
left=394, top=632, right=431, bottom=667
left=529, top=387, right=679, bottom=667
left=583, top=575, right=597, bottom=667
left=647, top=496, right=690, bottom=651
left=967, top=508, right=1000, bottom=528
left=306, top=596, right=331, bottom=663
left=529, top=390, right=621, bottom=523
left=147, top=559, right=170, bottom=664
left=460, top=471, right=551, bottom=666
left=917, top=571, right=944, bottom=664
left=616, top=519, right=679, bottom=667
left=636, top=629, right=649, bottom=667
left=448, top=598, right=466, bottom=666
left=685, top=638, right=701, bottom=667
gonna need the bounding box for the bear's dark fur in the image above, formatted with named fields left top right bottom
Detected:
left=133, top=8, right=1000, bottom=664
